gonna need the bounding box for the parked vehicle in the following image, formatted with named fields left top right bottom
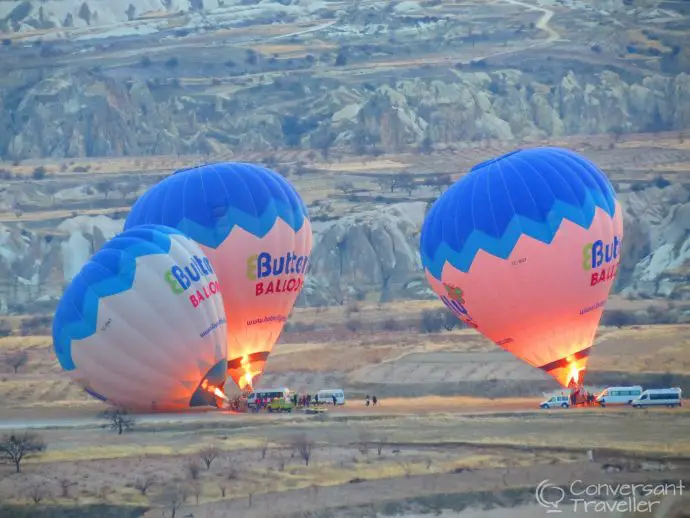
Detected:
left=247, top=387, right=290, bottom=409
left=596, top=386, right=643, bottom=407
left=317, top=389, right=346, bottom=405
left=267, top=399, right=294, bottom=413
left=632, top=388, right=683, bottom=409
left=540, top=395, right=570, bottom=409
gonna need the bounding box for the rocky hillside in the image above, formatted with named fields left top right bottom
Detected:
left=2, top=68, right=690, bottom=160
left=0, top=0, right=223, bottom=32
left=1, top=186, right=689, bottom=315
left=620, top=184, right=690, bottom=301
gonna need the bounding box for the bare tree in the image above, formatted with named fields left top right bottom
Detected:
left=420, top=309, right=444, bottom=333
left=274, top=451, right=286, bottom=472
left=0, top=321, right=11, bottom=339
left=96, top=485, right=110, bottom=502
left=5, top=351, right=28, bottom=374
left=101, top=408, right=135, bottom=435
left=218, top=482, right=227, bottom=497
left=95, top=179, right=114, bottom=200
left=336, top=181, right=355, bottom=195
left=392, top=172, right=416, bottom=196
left=199, top=446, right=221, bottom=470
left=442, top=309, right=457, bottom=331
left=375, top=176, right=393, bottom=192
left=118, top=181, right=138, bottom=201
left=357, top=431, right=371, bottom=456
left=502, top=458, right=517, bottom=487
left=57, top=477, right=77, bottom=498
left=134, top=474, right=156, bottom=495
left=291, top=434, right=315, bottom=466
left=345, top=318, right=362, bottom=333
left=190, top=480, right=201, bottom=505
left=187, top=460, right=201, bottom=480
left=375, top=435, right=388, bottom=456
left=0, top=432, right=46, bottom=473
left=152, top=482, right=188, bottom=518
left=227, top=463, right=238, bottom=480
left=26, top=478, right=50, bottom=504
left=43, top=183, right=60, bottom=208
left=398, top=460, right=414, bottom=477
left=260, top=439, right=269, bottom=460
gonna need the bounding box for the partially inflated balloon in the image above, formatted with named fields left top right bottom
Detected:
left=52, top=225, right=228, bottom=411
left=420, top=148, right=623, bottom=388
left=124, top=163, right=312, bottom=391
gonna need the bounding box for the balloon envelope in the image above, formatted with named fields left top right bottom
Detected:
left=52, top=225, right=228, bottom=411
left=420, top=147, right=623, bottom=387
left=124, top=163, right=312, bottom=391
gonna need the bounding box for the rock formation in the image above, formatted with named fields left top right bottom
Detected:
left=1, top=185, right=689, bottom=314
left=2, top=68, right=690, bottom=160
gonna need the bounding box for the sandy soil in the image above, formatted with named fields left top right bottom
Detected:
left=2, top=323, right=689, bottom=416
left=2, top=404, right=689, bottom=516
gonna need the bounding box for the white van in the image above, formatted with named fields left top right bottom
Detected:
left=596, top=386, right=643, bottom=407
left=317, top=389, right=345, bottom=405
left=247, top=387, right=290, bottom=408
left=539, top=395, right=570, bottom=409
left=632, top=388, right=682, bottom=409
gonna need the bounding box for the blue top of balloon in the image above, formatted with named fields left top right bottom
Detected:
left=124, top=163, right=309, bottom=249
left=52, top=225, right=183, bottom=372
left=420, top=147, right=617, bottom=279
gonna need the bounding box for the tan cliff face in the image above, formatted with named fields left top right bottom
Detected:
left=2, top=69, right=690, bottom=160
left=1, top=186, right=689, bottom=315
left=619, top=185, right=690, bottom=301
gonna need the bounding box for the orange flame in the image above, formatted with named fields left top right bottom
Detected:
left=200, top=379, right=229, bottom=401
left=213, top=387, right=229, bottom=401
left=234, top=355, right=259, bottom=391
left=566, top=358, right=584, bottom=388
left=545, top=352, right=589, bottom=388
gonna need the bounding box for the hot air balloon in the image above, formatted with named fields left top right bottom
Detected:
left=124, top=163, right=312, bottom=392
left=52, top=225, right=229, bottom=411
left=420, top=147, right=623, bottom=388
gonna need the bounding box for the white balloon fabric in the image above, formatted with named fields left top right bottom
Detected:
left=52, top=225, right=228, bottom=412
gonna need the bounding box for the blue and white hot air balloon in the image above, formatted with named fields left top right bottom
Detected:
left=420, top=147, right=623, bottom=388
left=124, top=163, right=313, bottom=392
left=52, top=225, right=228, bottom=411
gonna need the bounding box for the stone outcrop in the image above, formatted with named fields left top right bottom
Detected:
left=0, top=0, right=223, bottom=32
left=300, top=202, right=432, bottom=306
left=0, top=215, right=122, bottom=314
left=3, top=68, right=690, bottom=160
left=2, top=186, right=689, bottom=314
left=619, top=185, right=690, bottom=300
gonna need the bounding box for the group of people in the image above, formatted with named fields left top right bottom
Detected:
left=365, top=394, right=378, bottom=407
left=569, top=387, right=596, bottom=406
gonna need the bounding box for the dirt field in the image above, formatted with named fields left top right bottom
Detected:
left=1, top=320, right=689, bottom=413
left=1, top=402, right=689, bottom=516
left=1, top=305, right=689, bottom=516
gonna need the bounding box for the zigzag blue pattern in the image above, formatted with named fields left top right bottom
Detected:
left=421, top=147, right=618, bottom=279
left=124, top=162, right=309, bottom=249
left=52, top=225, right=182, bottom=372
